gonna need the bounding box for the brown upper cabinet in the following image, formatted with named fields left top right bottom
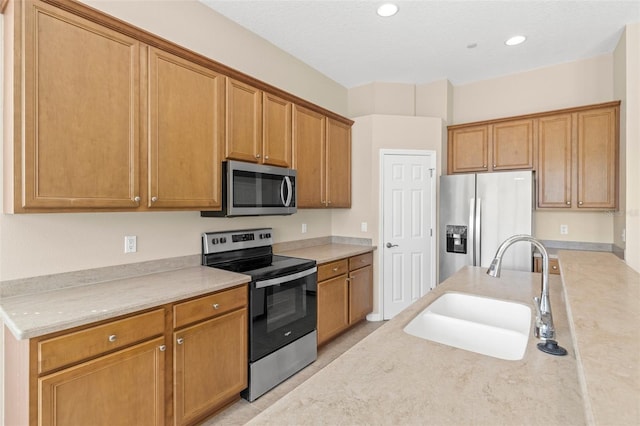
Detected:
left=538, top=104, right=619, bottom=210
left=448, top=119, right=534, bottom=173
left=224, top=79, right=292, bottom=168
left=147, top=47, right=225, bottom=210
left=5, top=1, right=142, bottom=211
left=3, top=0, right=351, bottom=213
left=448, top=101, right=620, bottom=211
left=293, top=106, right=351, bottom=208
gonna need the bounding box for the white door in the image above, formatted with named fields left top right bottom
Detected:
left=381, top=151, right=435, bottom=320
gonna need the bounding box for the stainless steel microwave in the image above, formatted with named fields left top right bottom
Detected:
left=201, top=160, right=297, bottom=217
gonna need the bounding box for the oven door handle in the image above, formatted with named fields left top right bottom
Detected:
left=254, top=266, right=317, bottom=289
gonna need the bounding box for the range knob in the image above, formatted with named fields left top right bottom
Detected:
left=220, top=237, right=227, bottom=243
left=211, top=237, right=219, bottom=245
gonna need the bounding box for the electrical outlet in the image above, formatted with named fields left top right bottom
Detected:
left=124, top=235, right=137, bottom=253
left=301, top=223, right=307, bottom=234
left=560, top=225, right=568, bottom=235
left=361, top=222, right=368, bottom=232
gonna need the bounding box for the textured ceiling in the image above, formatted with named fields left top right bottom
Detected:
left=200, top=0, right=640, bottom=88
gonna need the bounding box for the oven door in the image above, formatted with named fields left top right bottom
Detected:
left=249, top=267, right=317, bottom=362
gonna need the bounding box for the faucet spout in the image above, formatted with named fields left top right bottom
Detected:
left=486, top=235, right=567, bottom=356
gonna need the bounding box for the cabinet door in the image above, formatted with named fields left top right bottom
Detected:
left=147, top=48, right=225, bottom=209
left=576, top=107, right=618, bottom=209
left=21, top=2, right=140, bottom=209
left=262, top=93, right=292, bottom=167
left=448, top=126, right=489, bottom=173
left=39, top=338, right=165, bottom=426
left=293, top=105, right=326, bottom=207
left=348, top=265, right=373, bottom=324
left=174, top=309, right=247, bottom=426
left=492, top=119, right=534, bottom=170
left=326, top=118, right=352, bottom=208
left=225, top=79, right=262, bottom=163
left=317, top=275, right=349, bottom=346
left=537, top=114, right=573, bottom=208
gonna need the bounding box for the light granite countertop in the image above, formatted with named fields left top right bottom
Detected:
left=276, top=243, right=375, bottom=264
left=0, top=266, right=250, bottom=340
left=0, top=242, right=374, bottom=341
left=247, top=251, right=639, bottom=425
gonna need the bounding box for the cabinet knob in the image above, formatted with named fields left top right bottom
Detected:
left=151, top=196, right=158, bottom=203
left=108, top=334, right=117, bottom=343
left=566, top=201, right=571, bottom=205
left=493, top=164, right=496, bottom=168
left=332, top=267, right=339, bottom=272
left=159, top=345, right=166, bottom=352
left=579, top=201, right=583, bottom=205
left=552, top=265, right=558, bottom=270
left=264, top=155, right=269, bottom=160
left=212, top=303, right=220, bottom=310
left=134, top=196, right=141, bottom=203
left=176, top=337, right=184, bottom=345
left=256, top=154, right=261, bottom=158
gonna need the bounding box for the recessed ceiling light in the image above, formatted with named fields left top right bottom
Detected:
left=505, top=35, right=527, bottom=46
left=377, top=3, right=399, bottom=17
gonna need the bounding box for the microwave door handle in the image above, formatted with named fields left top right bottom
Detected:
left=280, top=176, right=293, bottom=207
left=280, top=178, right=286, bottom=206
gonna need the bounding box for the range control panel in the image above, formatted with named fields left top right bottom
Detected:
left=202, top=228, right=273, bottom=254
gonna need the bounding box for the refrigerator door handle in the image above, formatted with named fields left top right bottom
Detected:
left=469, top=198, right=476, bottom=266
left=476, top=198, right=482, bottom=267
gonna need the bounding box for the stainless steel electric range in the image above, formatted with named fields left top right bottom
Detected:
left=201, top=228, right=317, bottom=401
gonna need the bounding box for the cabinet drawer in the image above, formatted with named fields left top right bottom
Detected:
left=173, top=285, right=247, bottom=329
left=349, top=252, right=373, bottom=270
left=38, top=308, right=165, bottom=374
left=318, top=259, right=348, bottom=282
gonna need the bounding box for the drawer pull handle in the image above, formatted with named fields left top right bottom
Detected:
left=177, top=337, right=184, bottom=345
left=332, top=267, right=339, bottom=272
left=108, top=335, right=117, bottom=343
left=213, top=303, right=220, bottom=310
left=159, top=345, right=166, bottom=352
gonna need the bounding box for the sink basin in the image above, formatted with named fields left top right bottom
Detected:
left=403, top=292, right=531, bottom=360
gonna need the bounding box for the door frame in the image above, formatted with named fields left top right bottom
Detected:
left=373, top=149, right=437, bottom=321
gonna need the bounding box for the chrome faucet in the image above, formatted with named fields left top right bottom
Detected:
left=486, top=234, right=567, bottom=356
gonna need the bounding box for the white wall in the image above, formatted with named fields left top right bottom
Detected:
left=0, top=0, right=348, bottom=281
left=620, top=23, right=640, bottom=271
left=452, top=54, right=614, bottom=124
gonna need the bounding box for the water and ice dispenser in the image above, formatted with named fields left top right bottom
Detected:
left=446, top=225, right=467, bottom=254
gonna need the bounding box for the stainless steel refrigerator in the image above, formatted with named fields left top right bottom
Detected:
left=439, top=170, right=534, bottom=283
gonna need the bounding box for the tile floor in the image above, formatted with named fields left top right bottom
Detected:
left=200, top=320, right=385, bottom=425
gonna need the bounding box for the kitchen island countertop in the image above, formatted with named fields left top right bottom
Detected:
left=247, top=251, right=639, bottom=425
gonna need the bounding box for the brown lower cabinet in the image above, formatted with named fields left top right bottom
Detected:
left=533, top=257, right=560, bottom=275
left=317, top=252, right=374, bottom=346
left=4, top=284, right=248, bottom=426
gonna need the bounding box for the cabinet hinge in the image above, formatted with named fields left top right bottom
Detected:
left=429, top=168, right=434, bottom=178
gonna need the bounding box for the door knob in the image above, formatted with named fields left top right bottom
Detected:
left=386, top=242, right=398, bottom=248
